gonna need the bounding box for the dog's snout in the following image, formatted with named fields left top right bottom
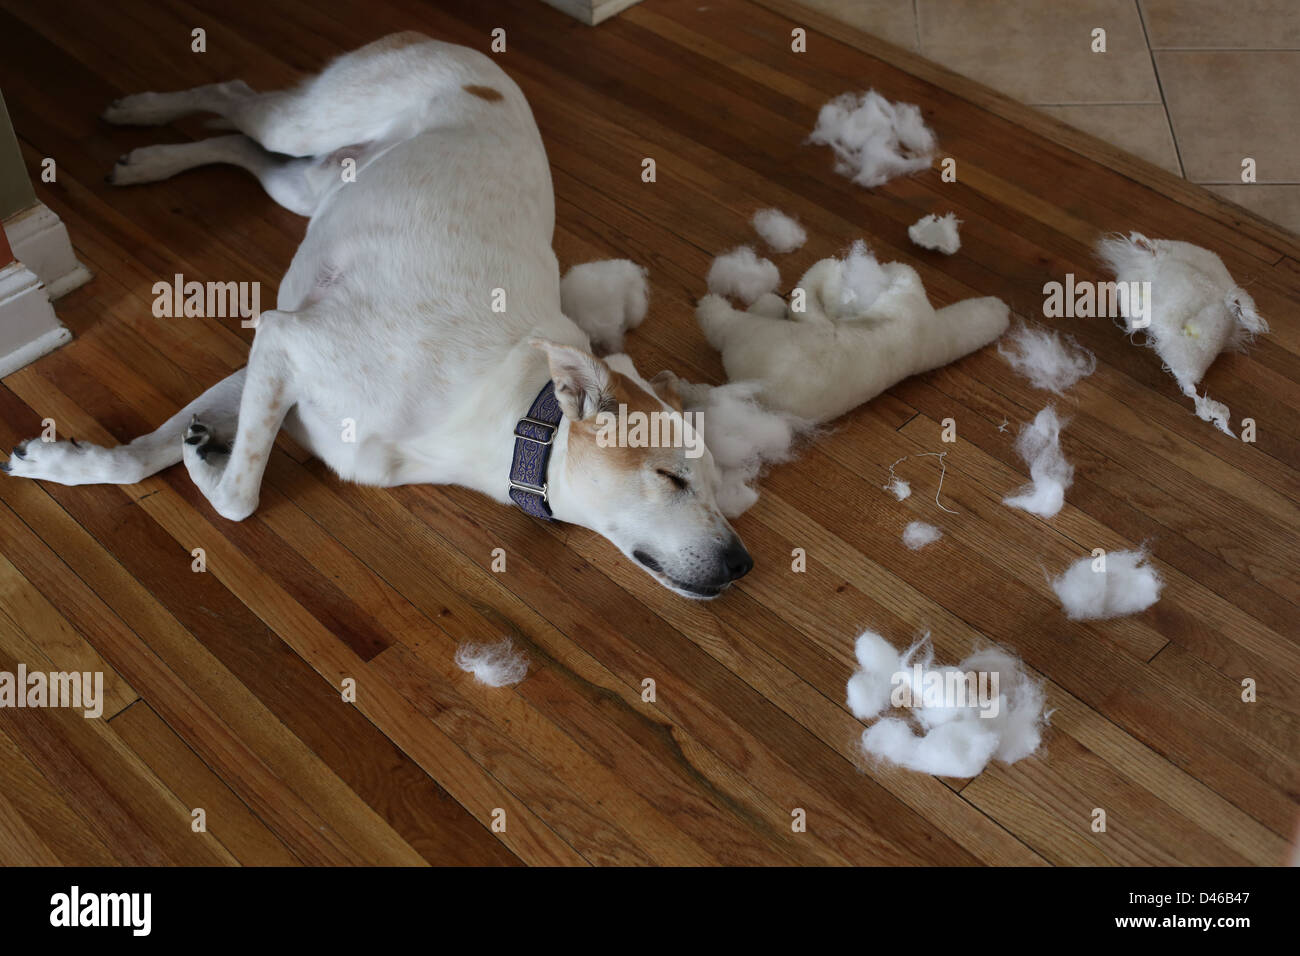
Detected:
left=722, top=540, right=753, bottom=581
left=633, top=549, right=663, bottom=573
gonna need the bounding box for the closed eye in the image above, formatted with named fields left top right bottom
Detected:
left=657, top=468, right=688, bottom=491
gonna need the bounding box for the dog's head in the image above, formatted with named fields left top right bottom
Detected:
left=534, top=339, right=752, bottom=599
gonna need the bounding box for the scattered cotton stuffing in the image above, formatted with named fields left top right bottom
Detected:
left=751, top=208, right=807, bottom=253
left=902, top=521, right=942, bottom=550
left=808, top=89, right=937, bottom=188
left=664, top=375, right=812, bottom=517
left=1003, top=406, right=1073, bottom=518
left=454, top=638, right=529, bottom=687
left=997, top=323, right=1097, bottom=395
left=845, top=630, right=1048, bottom=778
left=706, top=246, right=780, bottom=305
left=1096, top=232, right=1268, bottom=436
left=559, top=259, right=649, bottom=355
left=836, top=240, right=891, bottom=317
left=882, top=456, right=911, bottom=500
left=1187, top=386, right=1234, bottom=437
left=846, top=630, right=904, bottom=721
left=1051, top=549, right=1163, bottom=620
left=908, top=212, right=961, bottom=254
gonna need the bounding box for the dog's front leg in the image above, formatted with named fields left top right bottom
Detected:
left=182, top=314, right=295, bottom=521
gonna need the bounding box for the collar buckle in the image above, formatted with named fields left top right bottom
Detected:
left=508, top=477, right=548, bottom=500
left=514, top=416, right=556, bottom=445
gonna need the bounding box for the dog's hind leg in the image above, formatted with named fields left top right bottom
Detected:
left=4, top=370, right=246, bottom=486
left=108, top=135, right=321, bottom=216
left=103, top=80, right=259, bottom=127
left=108, top=33, right=512, bottom=162
left=181, top=315, right=295, bottom=521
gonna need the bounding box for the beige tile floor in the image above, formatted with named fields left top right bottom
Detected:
left=799, top=0, right=1300, bottom=233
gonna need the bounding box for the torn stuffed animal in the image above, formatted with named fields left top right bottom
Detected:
left=697, top=244, right=1009, bottom=422
left=1051, top=549, right=1163, bottom=621
left=908, top=212, right=961, bottom=255
left=997, top=323, right=1097, bottom=395
left=1096, top=232, right=1268, bottom=436
left=560, top=259, right=649, bottom=355
left=751, top=208, right=807, bottom=254
left=846, top=631, right=1048, bottom=778
left=809, top=90, right=937, bottom=188
left=1003, top=406, right=1073, bottom=519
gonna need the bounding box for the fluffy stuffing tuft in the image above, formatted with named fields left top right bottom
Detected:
left=902, top=521, right=942, bottom=550
left=1096, top=232, right=1268, bottom=435
left=1051, top=549, right=1163, bottom=620
left=845, top=631, right=1048, bottom=778
left=882, top=457, right=911, bottom=500
left=560, top=259, right=650, bottom=355
left=836, top=240, right=892, bottom=317
left=706, top=246, right=781, bottom=305
left=1003, top=406, right=1073, bottom=519
left=751, top=208, right=807, bottom=253
left=455, top=638, right=529, bottom=687
left=907, top=212, right=962, bottom=254
left=997, top=323, right=1097, bottom=395
left=809, top=90, right=937, bottom=188
left=663, top=375, right=813, bottom=517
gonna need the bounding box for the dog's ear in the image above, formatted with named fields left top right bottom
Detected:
left=531, top=339, right=614, bottom=421
left=648, top=370, right=684, bottom=413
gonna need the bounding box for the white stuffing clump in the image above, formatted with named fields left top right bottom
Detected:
left=836, top=240, right=892, bottom=316
left=706, top=246, right=780, bottom=305
left=697, top=244, right=1008, bottom=423
left=559, top=259, right=649, bottom=355
left=997, top=323, right=1097, bottom=395
left=809, top=90, right=937, bottom=188
left=908, top=212, right=961, bottom=254
left=659, top=374, right=811, bottom=517
left=1096, top=232, right=1268, bottom=436
left=902, top=521, right=942, bottom=550
left=882, top=457, right=911, bottom=500
left=455, top=638, right=529, bottom=687
left=1003, top=406, right=1073, bottom=519
left=1051, top=549, right=1163, bottom=620
left=845, top=631, right=1048, bottom=778
left=751, top=208, right=807, bottom=253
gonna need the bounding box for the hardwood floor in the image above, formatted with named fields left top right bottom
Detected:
left=0, top=0, right=1296, bottom=866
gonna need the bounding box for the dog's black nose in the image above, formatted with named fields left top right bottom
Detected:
left=722, top=540, right=754, bottom=581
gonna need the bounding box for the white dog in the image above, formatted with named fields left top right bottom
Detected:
left=3, top=33, right=752, bottom=598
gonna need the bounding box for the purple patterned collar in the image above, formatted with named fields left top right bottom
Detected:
left=508, top=381, right=563, bottom=520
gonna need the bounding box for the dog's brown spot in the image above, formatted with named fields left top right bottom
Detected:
left=567, top=372, right=680, bottom=472
left=464, top=84, right=504, bottom=102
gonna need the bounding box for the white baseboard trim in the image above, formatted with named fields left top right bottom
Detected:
left=0, top=262, right=71, bottom=379
left=540, top=0, right=644, bottom=25
left=3, top=202, right=92, bottom=300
